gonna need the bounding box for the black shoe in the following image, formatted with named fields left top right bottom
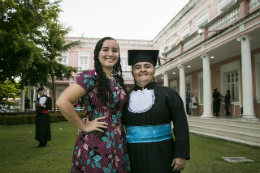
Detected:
left=37, top=143, right=43, bottom=147
left=43, top=142, right=47, bottom=148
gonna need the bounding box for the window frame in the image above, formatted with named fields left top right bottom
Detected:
left=77, top=51, right=90, bottom=72
left=220, top=60, right=241, bottom=104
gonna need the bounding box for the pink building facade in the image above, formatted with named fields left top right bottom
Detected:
left=51, top=0, right=260, bottom=120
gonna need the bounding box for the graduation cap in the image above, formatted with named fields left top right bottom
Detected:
left=128, top=50, right=159, bottom=66
left=37, top=87, right=44, bottom=92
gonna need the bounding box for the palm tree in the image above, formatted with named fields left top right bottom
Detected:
left=42, top=22, right=80, bottom=112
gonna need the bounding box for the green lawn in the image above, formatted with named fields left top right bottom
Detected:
left=0, top=122, right=260, bottom=173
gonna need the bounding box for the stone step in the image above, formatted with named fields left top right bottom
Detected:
left=189, top=130, right=260, bottom=147
left=188, top=120, right=260, bottom=134
left=187, top=116, right=260, bottom=128
left=189, top=125, right=260, bottom=144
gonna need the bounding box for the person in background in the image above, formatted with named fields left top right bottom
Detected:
left=222, top=90, right=231, bottom=116
left=185, top=92, right=190, bottom=115
left=212, top=88, right=221, bottom=116
left=190, top=94, right=197, bottom=115
left=56, top=37, right=131, bottom=173
left=123, top=50, right=190, bottom=173
left=25, top=96, right=30, bottom=111
left=35, top=87, right=52, bottom=147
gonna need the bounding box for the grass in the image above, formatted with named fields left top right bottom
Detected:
left=0, top=122, right=260, bottom=173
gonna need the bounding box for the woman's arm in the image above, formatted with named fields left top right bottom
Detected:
left=56, top=83, right=107, bottom=133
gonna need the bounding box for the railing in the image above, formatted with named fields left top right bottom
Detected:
left=207, top=6, right=239, bottom=37
left=250, top=0, right=260, bottom=11
left=56, top=107, right=84, bottom=112
left=183, top=34, right=202, bottom=52
left=167, top=47, right=179, bottom=59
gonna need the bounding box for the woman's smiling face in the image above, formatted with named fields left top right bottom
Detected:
left=98, top=39, right=119, bottom=69
left=132, top=62, right=155, bottom=87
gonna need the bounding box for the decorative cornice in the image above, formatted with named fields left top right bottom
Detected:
left=236, top=34, right=253, bottom=41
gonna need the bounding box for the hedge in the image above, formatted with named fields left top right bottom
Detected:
left=0, top=113, right=85, bottom=126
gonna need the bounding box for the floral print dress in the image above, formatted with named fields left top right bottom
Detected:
left=71, top=70, right=131, bottom=173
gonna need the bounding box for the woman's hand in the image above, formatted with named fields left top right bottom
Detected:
left=81, top=117, right=108, bottom=133
left=171, top=158, right=186, bottom=172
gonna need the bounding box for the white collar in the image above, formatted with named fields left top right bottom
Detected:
left=128, top=89, right=155, bottom=113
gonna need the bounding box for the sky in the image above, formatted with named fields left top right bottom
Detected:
left=58, top=0, right=190, bottom=40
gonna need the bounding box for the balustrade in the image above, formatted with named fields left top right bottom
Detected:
left=208, top=7, right=239, bottom=37
left=183, top=34, right=202, bottom=51
left=250, top=0, right=260, bottom=11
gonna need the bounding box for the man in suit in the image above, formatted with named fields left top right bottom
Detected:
left=224, top=90, right=231, bottom=116
left=35, top=87, right=52, bottom=147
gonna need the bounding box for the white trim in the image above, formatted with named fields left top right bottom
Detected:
left=121, top=56, right=131, bottom=72
left=220, top=60, right=241, bottom=103
left=169, top=36, right=177, bottom=48
left=217, top=0, right=237, bottom=14
left=180, top=23, right=190, bottom=40
left=77, top=51, right=90, bottom=72
left=196, top=7, right=209, bottom=29
left=159, top=43, right=166, bottom=56
left=255, top=53, right=260, bottom=103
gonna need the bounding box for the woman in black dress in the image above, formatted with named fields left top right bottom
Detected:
left=122, top=50, right=190, bottom=173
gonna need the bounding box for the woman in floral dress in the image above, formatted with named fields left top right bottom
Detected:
left=56, top=37, right=131, bottom=173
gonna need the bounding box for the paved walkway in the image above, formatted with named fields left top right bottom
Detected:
left=188, top=115, right=241, bottom=120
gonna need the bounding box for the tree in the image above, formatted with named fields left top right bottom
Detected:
left=0, top=0, right=62, bottom=83
left=40, top=22, right=80, bottom=112
left=0, top=81, right=21, bottom=104
left=1, top=1, right=80, bottom=112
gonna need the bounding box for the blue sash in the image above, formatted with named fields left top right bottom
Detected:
left=126, top=123, right=172, bottom=143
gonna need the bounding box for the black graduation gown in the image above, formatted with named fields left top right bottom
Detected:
left=122, top=82, right=190, bottom=173
left=213, top=92, right=221, bottom=115
left=35, top=96, right=52, bottom=141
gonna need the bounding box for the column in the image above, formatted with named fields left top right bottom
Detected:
left=200, top=54, right=214, bottom=118
left=178, top=64, right=186, bottom=115
left=21, top=89, right=25, bottom=111
left=28, top=85, right=31, bottom=109
left=46, top=87, right=50, bottom=97
left=33, top=87, right=37, bottom=110
left=237, top=34, right=259, bottom=121
left=163, top=72, right=169, bottom=87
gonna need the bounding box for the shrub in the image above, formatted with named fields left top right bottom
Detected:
left=0, top=112, right=86, bottom=126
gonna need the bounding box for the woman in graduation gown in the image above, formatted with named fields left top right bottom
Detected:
left=122, top=50, right=190, bottom=173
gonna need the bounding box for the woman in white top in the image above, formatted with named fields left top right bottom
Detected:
left=190, top=94, right=197, bottom=115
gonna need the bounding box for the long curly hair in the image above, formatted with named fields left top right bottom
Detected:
left=94, top=37, right=129, bottom=108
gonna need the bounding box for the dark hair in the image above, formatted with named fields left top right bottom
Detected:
left=227, top=90, right=230, bottom=93
left=94, top=37, right=129, bottom=107
left=37, top=87, right=44, bottom=92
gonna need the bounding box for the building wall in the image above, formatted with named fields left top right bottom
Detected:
left=55, top=0, right=260, bottom=118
